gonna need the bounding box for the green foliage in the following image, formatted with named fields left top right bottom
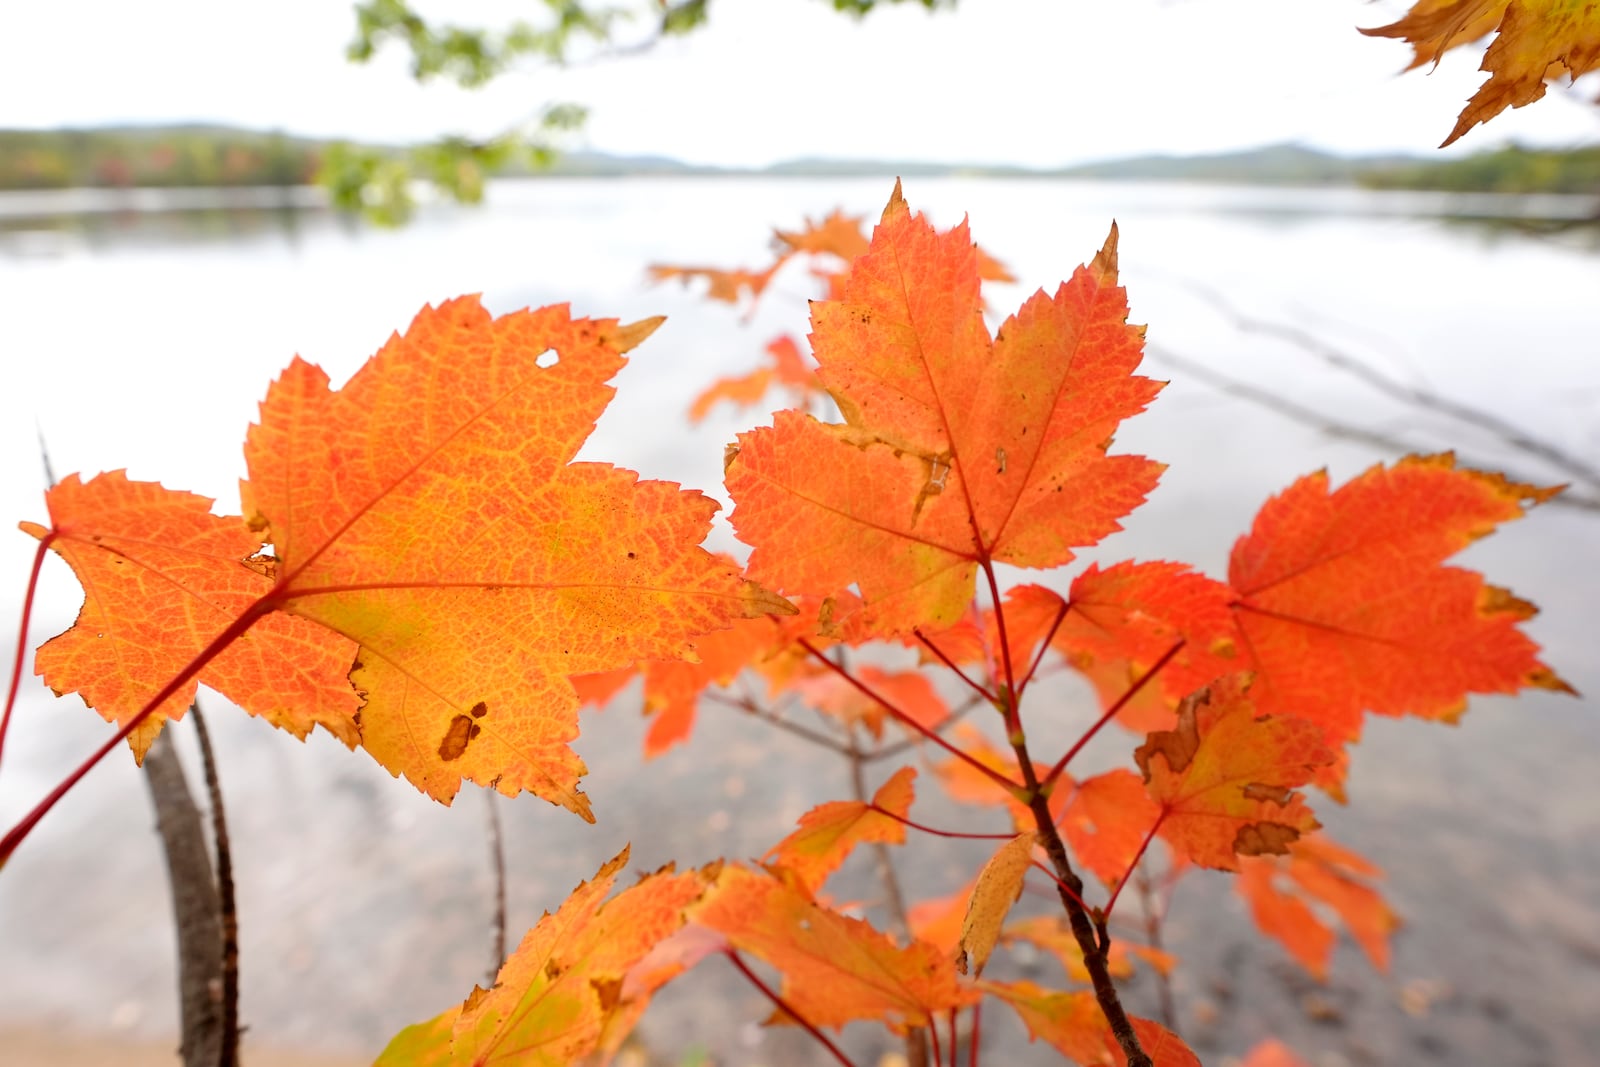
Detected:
left=0, top=127, right=317, bottom=192
left=1360, top=144, right=1600, bottom=196
left=330, top=0, right=960, bottom=222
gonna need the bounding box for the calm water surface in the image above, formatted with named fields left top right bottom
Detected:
left=1, top=179, right=1597, bottom=1064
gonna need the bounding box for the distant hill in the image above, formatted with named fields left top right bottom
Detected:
left=1, top=125, right=1593, bottom=197
left=1046, top=143, right=1425, bottom=185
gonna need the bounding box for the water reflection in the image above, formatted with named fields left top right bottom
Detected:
left=1, top=181, right=1595, bottom=260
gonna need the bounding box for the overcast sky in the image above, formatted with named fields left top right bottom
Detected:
left=3, top=0, right=1597, bottom=167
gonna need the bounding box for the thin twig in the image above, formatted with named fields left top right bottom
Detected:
left=847, top=729, right=929, bottom=1067
left=1016, top=599, right=1070, bottom=700
left=0, top=537, right=53, bottom=767
left=188, top=701, right=238, bottom=1067
left=914, top=628, right=998, bottom=705
left=1103, top=814, right=1166, bottom=919
left=704, top=690, right=852, bottom=755
left=1146, top=343, right=1600, bottom=511
left=724, top=951, right=857, bottom=1067
left=1135, top=866, right=1178, bottom=1032
left=798, top=639, right=1023, bottom=795
left=485, top=790, right=508, bottom=983
left=872, top=805, right=1017, bottom=842
left=1044, top=641, right=1184, bottom=787
left=1183, top=281, right=1600, bottom=488
left=864, top=694, right=984, bottom=764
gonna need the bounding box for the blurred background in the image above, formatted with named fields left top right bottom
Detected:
left=1, top=2, right=1597, bottom=1065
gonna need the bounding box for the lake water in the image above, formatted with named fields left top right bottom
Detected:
left=0, top=178, right=1596, bottom=1065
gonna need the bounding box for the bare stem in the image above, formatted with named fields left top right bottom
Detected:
left=0, top=597, right=273, bottom=866
left=705, top=690, right=851, bottom=755
left=864, top=695, right=983, bottom=763
left=724, top=950, right=857, bottom=1067
left=1016, top=599, right=1070, bottom=699
left=1043, top=640, right=1184, bottom=787
left=914, top=628, right=998, bottom=705
left=189, top=701, right=238, bottom=1067
left=484, top=790, right=508, bottom=982
left=797, top=639, right=1023, bottom=796
left=847, top=729, right=929, bottom=1067
left=1103, top=813, right=1166, bottom=919
left=0, top=534, right=56, bottom=769
left=1012, top=723, right=1150, bottom=1065
left=872, top=805, right=1017, bottom=842
left=142, top=725, right=224, bottom=1067
left=1135, top=866, right=1178, bottom=1032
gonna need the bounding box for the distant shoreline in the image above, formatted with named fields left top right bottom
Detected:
left=2, top=124, right=1595, bottom=198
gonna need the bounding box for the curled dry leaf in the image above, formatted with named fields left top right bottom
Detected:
left=956, top=832, right=1036, bottom=976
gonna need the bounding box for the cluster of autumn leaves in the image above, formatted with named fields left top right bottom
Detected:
left=6, top=181, right=1567, bottom=1066
left=1361, top=0, right=1600, bottom=147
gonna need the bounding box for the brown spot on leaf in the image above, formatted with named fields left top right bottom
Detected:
left=592, top=976, right=623, bottom=1012
left=1241, top=782, right=1292, bottom=805
left=438, top=714, right=476, bottom=762
left=1233, top=822, right=1301, bottom=857
left=469, top=701, right=489, bottom=719
left=1135, top=687, right=1209, bottom=780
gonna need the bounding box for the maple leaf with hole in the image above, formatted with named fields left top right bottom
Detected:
left=1135, top=674, right=1333, bottom=870
left=28, top=297, right=792, bottom=820
left=726, top=182, right=1163, bottom=637
left=1361, top=0, right=1600, bottom=145
left=237, top=297, right=792, bottom=817
left=984, top=981, right=1199, bottom=1066
left=1228, top=454, right=1570, bottom=747
left=689, top=863, right=977, bottom=1031
left=20, top=473, right=362, bottom=761
left=1237, top=834, right=1400, bottom=980
left=763, top=766, right=916, bottom=893
left=376, top=846, right=706, bottom=1066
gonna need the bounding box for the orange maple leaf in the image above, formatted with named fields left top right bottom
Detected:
left=1060, top=768, right=1163, bottom=887
left=985, top=980, right=1199, bottom=1066
left=20, top=473, right=361, bottom=761
left=763, top=766, right=916, bottom=893
left=29, top=297, right=791, bottom=821
left=1134, top=675, right=1334, bottom=870
left=1237, top=834, right=1400, bottom=980
left=689, top=335, right=819, bottom=423
left=727, top=182, right=1162, bottom=636
left=1054, top=561, right=1243, bottom=701
left=1361, top=0, right=1600, bottom=146
left=1228, top=454, right=1570, bottom=746
left=1239, top=1038, right=1316, bottom=1067
left=376, top=846, right=706, bottom=1066
left=689, top=863, right=977, bottom=1031
left=792, top=664, right=951, bottom=739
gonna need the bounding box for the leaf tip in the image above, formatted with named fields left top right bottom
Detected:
left=881, top=178, right=909, bottom=225
left=1091, top=222, right=1120, bottom=284
left=607, top=315, right=667, bottom=353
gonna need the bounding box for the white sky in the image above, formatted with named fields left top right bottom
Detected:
left=2, top=0, right=1597, bottom=167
